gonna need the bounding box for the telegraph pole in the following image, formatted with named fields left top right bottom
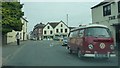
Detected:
left=66, top=14, right=68, bottom=26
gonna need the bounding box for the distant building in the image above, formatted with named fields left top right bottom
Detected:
left=43, top=20, right=70, bottom=39
left=91, top=0, right=120, bottom=45
left=43, top=22, right=54, bottom=39
left=33, top=23, right=45, bottom=40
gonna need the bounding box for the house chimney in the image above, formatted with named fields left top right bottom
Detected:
left=40, top=22, right=42, bottom=24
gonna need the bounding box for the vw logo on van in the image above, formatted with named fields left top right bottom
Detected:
left=100, top=43, right=105, bottom=49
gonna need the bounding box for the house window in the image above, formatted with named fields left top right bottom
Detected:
left=61, top=29, right=63, bottom=33
left=118, top=1, right=120, bottom=13
left=47, top=26, right=50, bottom=29
left=44, top=31, right=46, bottom=34
left=61, top=24, right=63, bottom=27
left=39, top=29, right=41, bottom=33
left=50, top=31, right=52, bottom=34
left=65, top=29, right=67, bottom=33
left=56, top=29, right=59, bottom=33
left=103, top=4, right=111, bottom=16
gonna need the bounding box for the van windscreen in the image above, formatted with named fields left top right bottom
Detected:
left=85, top=27, right=111, bottom=38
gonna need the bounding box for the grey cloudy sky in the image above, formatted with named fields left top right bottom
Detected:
left=22, top=2, right=102, bottom=33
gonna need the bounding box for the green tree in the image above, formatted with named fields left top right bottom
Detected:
left=1, top=2, right=24, bottom=35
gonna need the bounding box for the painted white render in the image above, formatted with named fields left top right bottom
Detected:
left=43, top=24, right=54, bottom=36
left=43, top=21, right=70, bottom=39
left=91, top=1, right=120, bottom=45
left=21, top=18, right=28, bottom=40
left=7, top=30, right=17, bottom=43
left=54, top=21, right=70, bottom=36
left=92, top=2, right=119, bottom=25
left=7, top=17, right=28, bottom=43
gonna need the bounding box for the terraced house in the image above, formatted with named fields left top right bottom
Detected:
left=91, top=0, right=120, bottom=46
left=33, top=23, right=45, bottom=40
left=43, top=20, right=70, bottom=40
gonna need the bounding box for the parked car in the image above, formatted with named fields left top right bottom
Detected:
left=53, top=37, right=59, bottom=41
left=53, top=37, right=63, bottom=41
left=30, top=37, right=37, bottom=41
left=62, top=37, right=68, bottom=46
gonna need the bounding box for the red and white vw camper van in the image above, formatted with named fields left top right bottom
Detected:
left=67, top=24, right=116, bottom=58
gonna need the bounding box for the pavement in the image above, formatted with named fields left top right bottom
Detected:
left=2, top=40, right=27, bottom=65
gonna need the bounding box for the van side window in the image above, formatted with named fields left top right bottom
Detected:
left=69, top=30, right=78, bottom=37
left=78, top=29, right=84, bottom=37
left=69, top=32, right=73, bottom=37
left=73, top=30, right=79, bottom=37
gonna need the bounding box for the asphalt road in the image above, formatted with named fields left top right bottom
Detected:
left=3, top=40, right=118, bottom=66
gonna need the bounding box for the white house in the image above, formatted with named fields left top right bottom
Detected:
left=7, top=17, right=28, bottom=43
left=20, top=17, right=28, bottom=41
left=43, top=22, right=54, bottom=39
left=43, top=20, right=70, bottom=39
left=91, top=0, right=120, bottom=46
left=54, top=20, right=70, bottom=38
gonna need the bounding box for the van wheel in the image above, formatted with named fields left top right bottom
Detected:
left=77, top=50, right=83, bottom=58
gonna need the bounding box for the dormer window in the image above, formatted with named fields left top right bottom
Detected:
left=47, top=26, right=50, bottom=29
left=61, top=24, right=63, bottom=27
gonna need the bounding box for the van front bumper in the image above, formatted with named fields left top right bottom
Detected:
left=84, top=53, right=116, bottom=58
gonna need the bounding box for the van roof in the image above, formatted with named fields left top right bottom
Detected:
left=71, top=24, right=108, bottom=31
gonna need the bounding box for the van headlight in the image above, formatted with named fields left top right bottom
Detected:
left=88, top=44, right=94, bottom=50
left=110, top=45, right=114, bottom=50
